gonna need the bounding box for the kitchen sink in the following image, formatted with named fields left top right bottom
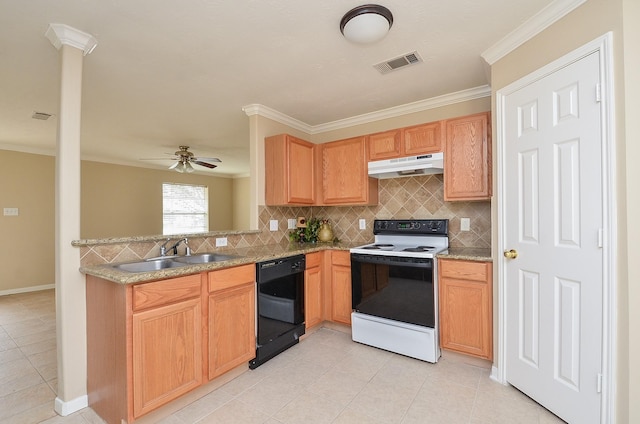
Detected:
left=112, top=258, right=188, bottom=273
left=173, top=253, right=238, bottom=264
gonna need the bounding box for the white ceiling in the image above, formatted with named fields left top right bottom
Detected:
left=0, top=0, right=555, bottom=177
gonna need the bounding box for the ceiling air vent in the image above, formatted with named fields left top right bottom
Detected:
left=374, top=51, right=423, bottom=75
left=32, top=111, right=52, bottom=120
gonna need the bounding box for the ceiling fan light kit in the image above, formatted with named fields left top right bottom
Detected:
left=340, top=4, right=393, bottom=44
left=142, top=145, right=221, bottom=173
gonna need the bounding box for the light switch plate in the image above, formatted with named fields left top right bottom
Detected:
left=215, top=237, right=227, bottom=247
left=3, top=208, right=18, bottom=216
left=460, top=218, right=470, bottom=231
left=269, top=220, right=278, bottom=231
left=359, top=219, right=366, bottom=230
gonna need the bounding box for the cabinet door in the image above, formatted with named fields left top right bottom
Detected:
left=305, top=253, right=323, bottom=329
left=403, top=121, right=443, bottom=155
left=265, top=134, right=315, bottom=205
left=368, top=129, right=403, bottom=161
left=132, top=297, right=202, bottom=418
left=444, top=112, right=492, bottom=201
left=321, top=137, right=378, bottom=205
left=331, top=251, right=352, bottom=325
left=208, top=281, right=256, bottom=379
left=438, top=259, right=492, bottom=360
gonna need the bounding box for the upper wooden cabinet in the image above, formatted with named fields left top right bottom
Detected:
left=403, top=121, right=443, bottom=156
left=265, top=134, right=315, bottom=205
left=368, top=129, right=403, bottom=161
left=367, top=122, right=443, bottom=162
left=444, top=112, right=492, bottom=201
left=320, top=136, right=378, bottom=205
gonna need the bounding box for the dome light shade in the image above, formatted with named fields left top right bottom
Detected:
left=340, top=4, right=393, bottom=44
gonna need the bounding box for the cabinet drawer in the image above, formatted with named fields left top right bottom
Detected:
left=306, top=252, right=322, bottom=268
left=132, top=274, right=201, bottom=312
left=440, top=260, right=490, bottom=282
left=331, top=250, right=351, bottom=267
left=208, top=264, right=255, bottom=292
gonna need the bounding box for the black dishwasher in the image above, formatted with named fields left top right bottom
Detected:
left=249, top=254, right=305, bottom=369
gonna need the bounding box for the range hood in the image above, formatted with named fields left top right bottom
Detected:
left=368, top=152, right=444, bottom=179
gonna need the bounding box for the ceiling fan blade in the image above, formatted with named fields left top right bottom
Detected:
left=192, top=160, right=217, bottom=169
left=193, top=156, right=221, bottom=162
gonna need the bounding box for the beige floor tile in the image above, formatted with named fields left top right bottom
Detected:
left=173, top=387, right=234, bottom=423
left=274, top=389, right=344, bottom=424
left=219, top=365, right=274, bottom=397
left=198, top=399, right=268, bottom=424
left=275, top=358, right=331, bottom=387
left=429, top=354, right=485, bottom=389
left=34, top=360, right=59, bottom=381
left=237, top=374, right=305, bottom=416
left=332, top=406, right=385, bottom=424
left=348, top=378, right=416, bottom=424
left=12, top=326, right=58, bottom=348
left=0, top=361, right=45, bottom=397
left=1, top=400, right=58, bottom=424
left=3, top=317, right=57, bottom=340
left=0, top=381, right=56, bottom=420
left=19, top=336, right=57, bottom=356
left=0, top=346, right=25, bottom=364
left=306, top=368, right=368, bottom=406
left=471, top=381, right=540, bottom=424
left=539, top=406, right=568, bottom=423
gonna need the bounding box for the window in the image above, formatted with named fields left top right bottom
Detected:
left=162, top=183, right=208, bottom=235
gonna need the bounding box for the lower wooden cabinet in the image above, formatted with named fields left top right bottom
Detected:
left=305, top=252, right=323, bottom=329
left=330, top=250, right=352, bottom=325
left=438, top=259, right=493, bottom=360
left=208, top=264, right=256, bottom=379
left=132, top=295, right=202, bottom=417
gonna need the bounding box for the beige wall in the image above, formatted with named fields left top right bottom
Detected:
left=0, top=151, right=242, bottom=292
left=490, top=0, right=637, bottom=420
left=0, top=150, right=55, bottom=293
left=232, top=176, right=250, bottom=230
left=81, top=160, right=236, bottom=239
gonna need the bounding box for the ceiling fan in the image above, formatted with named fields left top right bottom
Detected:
left=142, top=146, right=221, bottom=173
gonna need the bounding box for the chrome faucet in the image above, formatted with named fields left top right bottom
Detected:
left=159, top=237, right=189, bottom=256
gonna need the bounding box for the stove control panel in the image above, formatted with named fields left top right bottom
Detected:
left=373, top=219, right=448, bottom=236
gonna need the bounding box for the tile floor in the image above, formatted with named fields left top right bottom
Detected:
left=0, top=289, right=565, bottom=424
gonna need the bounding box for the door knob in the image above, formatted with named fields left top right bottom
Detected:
left=504, top=249, right=518, bottom=259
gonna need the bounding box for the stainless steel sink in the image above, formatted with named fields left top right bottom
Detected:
left=112, top=258, right=188, bottom=273
left=173, top=253, right=237, bottom=264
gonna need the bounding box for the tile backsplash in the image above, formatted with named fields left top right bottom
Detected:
left=260, top=174, right=491, bottom=248
left=79, top=175, right=490, bottom=266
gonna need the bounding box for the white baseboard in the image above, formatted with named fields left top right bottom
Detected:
left=489, top=365, right=502, bottom=383
left=55, top=395, right=88, bottom=416
left=0, top=284, right=55, bottom=296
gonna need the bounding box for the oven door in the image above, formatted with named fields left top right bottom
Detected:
left=350, top=253, right=435, bottom=328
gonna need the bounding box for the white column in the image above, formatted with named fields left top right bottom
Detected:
left=45, top=23, right=97, bottom=416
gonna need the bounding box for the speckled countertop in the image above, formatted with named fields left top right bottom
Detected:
left=81, top=241, right=362, bottom=285
left=436, top=247, right=492, bottom=262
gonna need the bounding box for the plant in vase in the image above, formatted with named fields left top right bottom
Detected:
left=289, top=218, right=336, bottom=243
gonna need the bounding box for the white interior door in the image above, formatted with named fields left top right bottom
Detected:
left=502, top=51, right=603, bottom=423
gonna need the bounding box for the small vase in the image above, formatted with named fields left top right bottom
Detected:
left=317, top=223, right=334, bottom=242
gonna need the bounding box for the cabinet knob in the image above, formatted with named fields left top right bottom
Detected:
left=503, top=249, right=518, bottom=259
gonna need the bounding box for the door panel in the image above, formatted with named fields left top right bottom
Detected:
left=504, top=51, right=603, bottom=424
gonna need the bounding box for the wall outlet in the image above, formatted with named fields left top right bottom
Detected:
left=287, top=218, right=297, bottom=229
left=460, top=218, right=471, bottom=231
left=3, top=207, right=18, bottom=216
left=269, top=220, right=278, bottom=231
left=215, top=237, right=227, bottom=247
left=359, top=219, right=366, bottom=230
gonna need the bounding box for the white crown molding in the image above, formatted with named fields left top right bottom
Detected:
left=242, top=104, right=313, bottom=134
left=481, top=0, right=587, bottom=65
left=45, top=23, right=98, bottom=55
left=242, top=85, right=491, bottom=136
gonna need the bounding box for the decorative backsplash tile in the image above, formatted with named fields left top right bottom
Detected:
left=261, top=175, right=491, bottom=248
left=79, top=175, right=490, bottom=266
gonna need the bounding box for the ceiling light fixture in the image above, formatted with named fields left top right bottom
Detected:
left=340, top=4, right=393, bottom=44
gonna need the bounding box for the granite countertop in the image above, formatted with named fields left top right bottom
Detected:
left=437, top=247, right=492, bottom=262
left=81, top=241, right=362, bottom=284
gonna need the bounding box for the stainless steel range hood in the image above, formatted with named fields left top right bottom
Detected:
left=368, top=152, right=444, bottom=179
